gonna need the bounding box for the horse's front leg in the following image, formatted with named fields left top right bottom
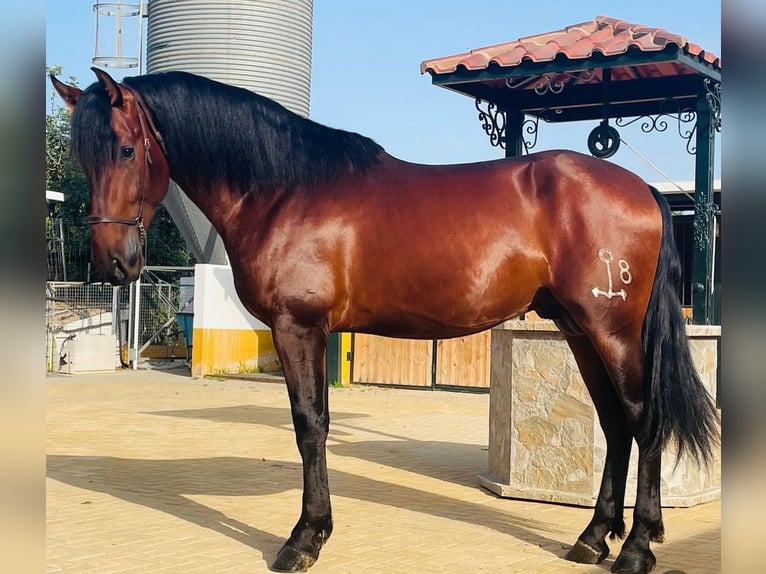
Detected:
left=270, top=317, right=333, bottom=572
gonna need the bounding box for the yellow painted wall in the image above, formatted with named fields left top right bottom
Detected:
left=190, top=328, right=354, bottom=382
left=340, top=332, right=352, bottom=385
left=191, top=328, right=279, bottom=378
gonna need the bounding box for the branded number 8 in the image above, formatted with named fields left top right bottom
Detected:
left=618, top=259, right=632, bottom=284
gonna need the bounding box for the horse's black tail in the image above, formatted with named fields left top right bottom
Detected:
left=639, top=186, right=719, bottom=467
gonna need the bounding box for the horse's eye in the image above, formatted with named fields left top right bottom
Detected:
left=120, top=146, right=135, bottom=160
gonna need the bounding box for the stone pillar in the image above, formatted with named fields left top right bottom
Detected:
left=479, top=320, right=721, bottom=507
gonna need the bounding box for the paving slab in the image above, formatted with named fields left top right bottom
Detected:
left=47, top=368, right=720, bottom=573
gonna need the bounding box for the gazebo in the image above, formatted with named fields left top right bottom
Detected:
left=421, top=16, right=721, bottom=324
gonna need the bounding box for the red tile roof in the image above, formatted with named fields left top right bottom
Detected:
left=420, top=16, right=720, bottom=75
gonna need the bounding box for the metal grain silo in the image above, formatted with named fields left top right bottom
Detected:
left=145, top=0, right=314, bottom=263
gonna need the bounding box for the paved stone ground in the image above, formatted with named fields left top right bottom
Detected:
left=47, top=367, right=720, bottom=573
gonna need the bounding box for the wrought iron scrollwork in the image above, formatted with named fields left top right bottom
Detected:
left=533, top=75, right=566, bottom=96
left=693, top=202, right=715, bottom=251
left=504, top=76, right=537, bottom=90
left=521, top=115, right=539, bottom=154
left=615, top=99, right=698, bottom=155
left=474, top=99, right=542, bottom=153
left=704, top=78, right=721, bottom=132
left=474, top=99, right=506, bottom=149
left=506, top=70, right=597, bottom=94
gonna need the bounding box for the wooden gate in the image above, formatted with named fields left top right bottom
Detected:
left=435, top=330, right=490, bottom=389
left=350, top=331, right=490, bottom=390
left=351, top=334, right=432, bottom=387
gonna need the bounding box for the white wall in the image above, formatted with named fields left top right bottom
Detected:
left=192, top=264, right=269, bottom=331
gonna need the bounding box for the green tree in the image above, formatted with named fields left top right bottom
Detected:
left=145, top=207, right=196, bottom=268
left=46, top=66, right=90, bottom=280
left=45, top=66, right=194, bottom=281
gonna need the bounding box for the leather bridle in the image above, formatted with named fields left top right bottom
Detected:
left=85, top=84, right=167, bottom=245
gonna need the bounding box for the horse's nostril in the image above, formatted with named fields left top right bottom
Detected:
left=112, top=258, right=127, bottom=284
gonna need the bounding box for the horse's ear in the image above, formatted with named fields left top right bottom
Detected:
left=91, top=66, right=124, bottom=108
left=49, top=75, right=83, bottom=112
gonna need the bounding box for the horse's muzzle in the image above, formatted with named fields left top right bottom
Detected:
left=107, top=247, right=143, bottom=285
left=92, top=241, right=143, bottom=286
left=91, top=225, right=144, bottom=285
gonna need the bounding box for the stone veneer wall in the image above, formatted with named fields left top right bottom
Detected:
left=479, top=320, right=721, bottom=507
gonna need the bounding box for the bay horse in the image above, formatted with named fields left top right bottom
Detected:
left=51, top=68, right=718, bottom=574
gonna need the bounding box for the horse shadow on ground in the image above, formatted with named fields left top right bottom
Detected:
left=49, top=401, right=718, bottom=571
left=48, top=403, right=576, bottom=568
left=143, top=404, right=489, bottom=488
left=48, top=446, right=720, bottom=573
left=47, top=453, right=571, bottom=569
left=143, top=404, right=366, bottom=438
left=651, top=527, right=721, bottom=574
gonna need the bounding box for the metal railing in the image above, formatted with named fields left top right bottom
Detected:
left=125, top=267, right=194, bottom=367
left=45, top=282, right=127, bottom=371
left=45, top=266, right=194, bottom=371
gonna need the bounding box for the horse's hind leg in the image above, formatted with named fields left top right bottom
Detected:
left=611, top=448, right=662, bottom=573
left=586, top=330, right=664, bottom=574
left=270, top=317, right=333, bottom=572
left=563, top=334, right=632, bottom=565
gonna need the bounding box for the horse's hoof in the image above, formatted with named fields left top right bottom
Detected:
left=565, top=539, right=610, bottom=564
left=611, top=549, right=656, bottom=574
left=271, top=544, right=316, bottom=573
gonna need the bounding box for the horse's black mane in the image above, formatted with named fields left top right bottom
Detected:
left=70, top=82, right=118, bottom=182
left=70, top=71, right=384, bottom=194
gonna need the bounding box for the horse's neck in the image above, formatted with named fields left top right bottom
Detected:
left=169, top=176, right=270, bottom=248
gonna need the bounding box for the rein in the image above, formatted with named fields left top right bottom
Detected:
left=85, top=84, right=167, bottom=245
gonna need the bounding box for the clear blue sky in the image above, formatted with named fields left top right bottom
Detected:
left=46, top=1, right=721, bottom=183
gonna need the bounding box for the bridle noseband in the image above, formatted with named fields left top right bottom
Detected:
left=85, top=84, right=167, bottom=245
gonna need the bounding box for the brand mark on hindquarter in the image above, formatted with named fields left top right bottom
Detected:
left=592, top=248, right=632, bottom=301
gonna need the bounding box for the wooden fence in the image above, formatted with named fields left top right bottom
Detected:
left=351, top=330, right=491, bottom=390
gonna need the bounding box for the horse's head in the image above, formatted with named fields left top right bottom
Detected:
left=50, top=68, right=170, bottom=285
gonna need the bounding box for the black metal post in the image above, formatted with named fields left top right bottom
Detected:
left=431, top=340, right=438, bottom=389
left=692, top=93, right=716, bottom=324
left=326, top=333, right=341, bottom=386
left=504, top=108, right=524, bottom=158
left=504, top=109, right=524, bottom=321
